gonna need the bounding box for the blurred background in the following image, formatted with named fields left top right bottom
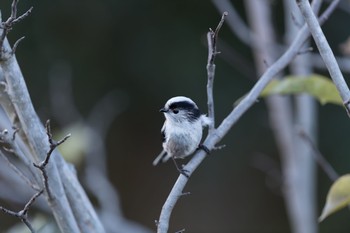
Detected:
left=1, top=0, right=350, bottom=232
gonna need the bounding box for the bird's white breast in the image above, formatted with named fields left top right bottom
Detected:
left=163, top=119, right=203, bottom=158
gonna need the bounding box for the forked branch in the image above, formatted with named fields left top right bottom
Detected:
left=0, top=189, right=43, bottom=233
left=0, top=0, right=33, bottom=57
left=33, top=120, right=71, bottom=199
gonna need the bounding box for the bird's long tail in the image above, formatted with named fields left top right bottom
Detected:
left=152, top=150, right=170, bottom=166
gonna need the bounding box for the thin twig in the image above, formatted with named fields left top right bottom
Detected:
left=22, top=189, right=44, bottom=216
left=207, top=12, right=227, bottom=65
left=33, top=120, right=71, bottom=199
left=0, top=0, right=33, bottom=57
left=298, top=130, right=339, bottom=181
left=212, top=0, right=252, bottom=45
left=318, top=0, right=340, bottom=24
left=43, top=120, right=71, bottom=167
left=206, top=12, right=227, bottom=133
left=0, top=189, right=44, bottom=233
left=11, top=36, right=25, bottom=55
left=10, top=6, right=33, bottom=25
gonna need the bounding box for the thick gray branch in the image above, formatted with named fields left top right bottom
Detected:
left=1, top=38, right=81, bottom=232
left=282, top=0, right=318, bottom=232
left=0, top=24, right=104, bottom=233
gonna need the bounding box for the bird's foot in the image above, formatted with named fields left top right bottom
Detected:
left=197, top=144, right=211, bottom=154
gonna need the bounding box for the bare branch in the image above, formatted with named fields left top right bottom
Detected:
left=0, top=2, right=104, bottom=232
left=310, top=54, right=350, bottom=73
left=0, top=189, right=43, bottom=233
left=0, top=0, right=33, bottom=57
left=318, top=0, right=341, bottom=24
left=156, top=1, right=341, bottom=231
left=33, top=120, right=71, bottom=199
left=0, top=128, right=40, bottom=190
left=211, top=0, right=254, bottom=46
left=207, top=12, right=227, bottom=65
left=296, top=0, right=350, bottom=114
left=283, top=0, right=319, bottom=232
left=0, top=150, right=39, bottom=191
left=298, top=129, right=339, bottom=181
left=11, top=36, right=25, bottom=54
left=22, top=189, right=44, bottom=216
left=43, top=119, right=71, bottom=167
left=206, top=12, right=227, bottom=133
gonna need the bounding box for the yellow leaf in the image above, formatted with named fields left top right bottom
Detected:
left=319, top=174, right=350, bottom=222
left=261, top=74, right=342, bottom=105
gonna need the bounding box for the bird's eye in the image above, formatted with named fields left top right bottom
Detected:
left=173, top=109, right=179, bottom=114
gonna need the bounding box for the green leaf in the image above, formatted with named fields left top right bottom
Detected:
left=261, top=74, right=342, bottom=105
left=319, top=174, right=350, bottom=222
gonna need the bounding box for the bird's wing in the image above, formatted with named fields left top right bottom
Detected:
left=161, top=122, right=166, bottom=142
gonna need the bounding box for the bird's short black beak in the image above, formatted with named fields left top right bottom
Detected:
left=160, top=108, right=168, bottom=113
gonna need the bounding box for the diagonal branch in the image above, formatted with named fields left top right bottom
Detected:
left=0, top=128, right=38, bottom=188
left=296, top=0, right=350, bottom=114
left=298, top=129, right=339, bottom=181
left=156, top=1, right=341, bottom=232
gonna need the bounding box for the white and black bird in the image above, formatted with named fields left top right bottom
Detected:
left=153, top=96, right=211, bottom=177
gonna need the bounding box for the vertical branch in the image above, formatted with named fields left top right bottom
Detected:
left=284, top=1, right=318, bottom=232
left=206, top=12, right=227, bottom=133
left=245, top=0, right=319, bottom=232
left=157, top=13, right=228, bottom=233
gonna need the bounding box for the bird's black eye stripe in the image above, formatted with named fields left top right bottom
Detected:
left=168, top=101, right=201, bottom=121
left=169, top=101, right=196, bottom=111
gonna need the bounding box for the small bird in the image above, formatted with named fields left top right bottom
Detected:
left=153, top=96, right=211, bottom=177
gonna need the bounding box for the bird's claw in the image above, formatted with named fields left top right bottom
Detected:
left=198, top=144, right=211, bottom=154
left=178, top=168, right=190, bottom=178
